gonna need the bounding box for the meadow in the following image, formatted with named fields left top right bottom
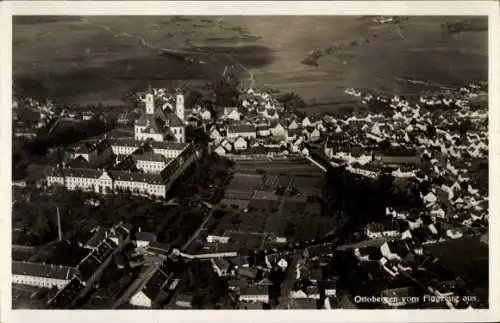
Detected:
left=13, top=16, right=487, bottom=111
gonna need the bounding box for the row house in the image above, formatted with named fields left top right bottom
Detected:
left=46, top=167, right=169, bottom=198
left=149, top=141, right=190, bottom=159
left=346, top=163, right=381, bottom=178
left=227, top=124, right=257, bottom=140
left=109, top=139, right=142, bottom=156
left=12, top=261, right=80, bottom=290
left=365, top=221, right=400, bottom=239
left=131, top=154, right=172, bottom=174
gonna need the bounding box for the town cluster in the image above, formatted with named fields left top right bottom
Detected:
left=12, top=79, right=488, bottom=310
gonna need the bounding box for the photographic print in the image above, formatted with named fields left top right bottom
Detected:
left=7, top=3, right=494, bottom=317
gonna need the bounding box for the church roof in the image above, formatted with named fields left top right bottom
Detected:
left=164, top=112, right=184, bottom=128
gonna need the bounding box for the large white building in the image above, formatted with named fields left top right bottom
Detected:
left=12, top=261, right=79, bottom=289
left=47, top=142, right=197, bottom=198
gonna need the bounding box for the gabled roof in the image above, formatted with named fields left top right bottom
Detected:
left=108, top=138, right=143, bottom=148
left=109, top=170, right=167, bottom=185
left=240, top=284, right=268, bottom=296
left=84, top=226, right=108, bottom=249
left=131, top=153, right=169, bottom=164
left=74, top=143, right=91, bottom=154
left=164, top=112, right=184, bottom=128
left=67, top=156, right=91, bottom=169
left=385, top=240, right=411, bottom=258
left=366, top=221, right=399, bottom=233
left=12, top=261, right=79, bottom=280
left=228, top=124, right=255, bottom=134
left=142, top=266, right=171, bottom=301
left=64, top=168, right=105, bottom=179
left=150, top=141, right=189, bottom=151
left=135, top=231, right=157, bottom=242
left=257, top=277, right=273, bottom=286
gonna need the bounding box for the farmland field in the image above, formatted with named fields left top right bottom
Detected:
left=13, top=16, right=487, bottom=112
left=207, top=158, right=334, bottom=245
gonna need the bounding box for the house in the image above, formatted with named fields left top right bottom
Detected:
left=135, top=231, right=157, bottom=248
left=84, top=226, right=108, bottom=250
left=206, top=235, right=230, bottom=244
left=269, top=121, right=287, bottom=138
left=174, top=294, right=194, bottom=308
left=239, top=285, right=269, bottom=303
left=303, top=127, right=321, bottom=142
left=256, top=125, right=271, bottom=137
left=228, top=279, right=247, bottom=293
left=374, top=151, right=422, bottom=169
left=199, top=107, right=212, bottom=120
left=224, top=107, right=242, bottom=121
left=346, top=163, right=380, bottom=178
left=288, top=119, right=300, bottom=130
left=380, top=240, right=411, bottom=261
left=12, top=261, right=79, bottom=289
left=319, top=278, right=338, bottom=297
left=365, top=221, right=400, bottom=239
left=234, top=136, right=248, bottom=151
left=209, top=127, right=223, bottom=141
left=302, top=116, right=313, bottom=127
left=214, top=144, right=227, bottom=156
left=227, top=124, right=256, bottom=140
left=129, top=265, right=171, bottom=308
left=290, top=285, right=321, bottom=300
left=211, top=258, right=231, bottom=277
left=237, top=267, right=258, bottom=280
left=446, top=228, right=463, bottom=239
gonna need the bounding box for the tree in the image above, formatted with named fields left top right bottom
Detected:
left=186, top=90, right=203, bottom=110
left=277, top=92, right=305, bottom=111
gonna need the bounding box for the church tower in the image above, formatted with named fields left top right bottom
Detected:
left=175, top=91, right=185, bottom=123
left=145, top=84, right=155, bottom=115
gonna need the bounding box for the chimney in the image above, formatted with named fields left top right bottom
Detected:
left=57, top=207, right=62, bottom=241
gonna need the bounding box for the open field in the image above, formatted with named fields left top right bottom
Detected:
left=14, top=16, right=487, bottom=110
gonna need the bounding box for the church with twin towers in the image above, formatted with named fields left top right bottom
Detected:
left=134, top=85, right=186, bottom=144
